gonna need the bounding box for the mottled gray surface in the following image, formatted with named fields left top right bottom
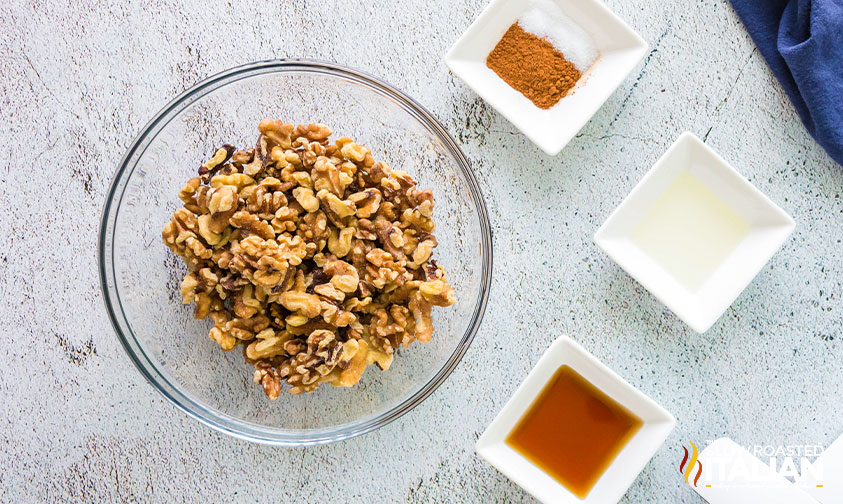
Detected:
left=1, top=0, right=841, bottom=502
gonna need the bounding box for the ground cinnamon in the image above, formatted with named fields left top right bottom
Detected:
left=486, top=23, right=582, bottom=109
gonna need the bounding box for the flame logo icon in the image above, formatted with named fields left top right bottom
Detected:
left=680, top=442, right=704, bottom=487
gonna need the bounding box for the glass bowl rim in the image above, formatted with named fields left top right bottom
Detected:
left=98, top=59, right=493, bottom=446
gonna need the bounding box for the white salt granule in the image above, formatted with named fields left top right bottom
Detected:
left=517, top=0, right=598, bottom=73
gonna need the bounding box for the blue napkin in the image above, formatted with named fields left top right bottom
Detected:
left=729, top=0, right=843, bottom=165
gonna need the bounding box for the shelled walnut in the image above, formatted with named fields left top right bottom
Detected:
left=162, top=120, right=456, bottom=399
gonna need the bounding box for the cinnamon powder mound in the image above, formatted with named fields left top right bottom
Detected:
left=486, top=23, right=582, bottom=109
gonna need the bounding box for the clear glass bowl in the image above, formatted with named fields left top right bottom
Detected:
left=99, top=60, right=492, bottom=445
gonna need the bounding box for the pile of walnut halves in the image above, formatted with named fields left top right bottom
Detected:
left=162, top=120, right=456, bottom=398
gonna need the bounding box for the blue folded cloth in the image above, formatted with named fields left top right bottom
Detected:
left=729, top=0, right=843, bottom=165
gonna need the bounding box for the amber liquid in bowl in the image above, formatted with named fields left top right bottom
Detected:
left=505, top=365, right=642, bottom=499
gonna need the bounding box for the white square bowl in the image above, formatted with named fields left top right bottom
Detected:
left=476, top=336, right=675, bottom=504
left=444, top=0, right=648, bottom=155
left=594, top=132, right=796, bottom=333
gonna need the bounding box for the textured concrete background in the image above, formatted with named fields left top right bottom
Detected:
left=1, top=0, right=841, bottom=502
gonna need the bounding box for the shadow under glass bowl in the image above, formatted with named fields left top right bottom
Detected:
left=98, top=60, right=493, bottom=446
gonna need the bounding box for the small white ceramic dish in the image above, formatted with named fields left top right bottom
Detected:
left=476, top=336, right=675, bottom=504
left=594, top=132, right=795, bottom=333
left=444, top=0, right=647, bottom=155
